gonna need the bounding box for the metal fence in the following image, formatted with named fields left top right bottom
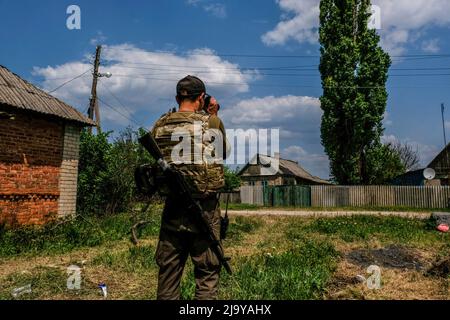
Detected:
left=239, top=185, right=450, bottom=209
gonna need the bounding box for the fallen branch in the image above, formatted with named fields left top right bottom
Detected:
left=131, top=220, right=152, bottom=245
left=130, top=201, right=152, bottom=245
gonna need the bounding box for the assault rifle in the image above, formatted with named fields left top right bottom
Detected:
left=138, top=132, right=232, bottom=275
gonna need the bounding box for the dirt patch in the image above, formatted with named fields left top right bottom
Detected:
left=346, top=244, right=424, bottom=271
left=426, top=258, right=450, bottom=278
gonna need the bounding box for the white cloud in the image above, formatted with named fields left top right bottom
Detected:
left=445, top=121, right=450, bottom=131
left=90, top=31, right=107, bottom=46
left=186, top=0, right=227, bottom=19
left=263, top=0, right=450, bottom=55
left=32, top=44, right=255, bottom=126
left=421, top=38, right=440, bottom=53
left=283, top=145, right=330, bottom=179
left=187, top=0, right=202, bottom=5
left=220, top=95, right=321, bottom=127
left=220, top=95, right=328, bottom=177
left=380, top=28, right=410, bottom=56
left=383, top=111, right=393, bottom=127
left=262, top=0, right=319, bottom=46
left=203, top=3, right=227, bottom=18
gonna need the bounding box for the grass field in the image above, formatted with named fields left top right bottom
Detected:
left=0, top=205, right=448, bottom=300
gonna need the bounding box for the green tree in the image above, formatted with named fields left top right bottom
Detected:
left=319, top=0, right=391, bottom=184
left=77, top=127, right=154, bottom=216
left=77, top=129, right=112, bottom=215
left=101, top=127, right=154, bottom=215
left=223, top=166, right=241, bottom=191
left=365, top=144, right=406, bottom=184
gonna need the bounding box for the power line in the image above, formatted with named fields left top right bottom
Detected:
left=98, top=80, right=143, bottom=126
left=108, top=74, right=448, bottom=89
left=99, top=62, right=450, bottom=78
left=389, top=73, right=450, bottom=77
left=97, top=96, right=143, bottom=127
left=105, top=63, right=450, bottom=72
left=106, top=69, right=450, bottom=78
left=103, top=64, right=316, bottom=72
left=48, top=69, right=92, bottom=93
left=103, top=47, right=450, bottom=59
left=106, top=61, right=319, bottom=69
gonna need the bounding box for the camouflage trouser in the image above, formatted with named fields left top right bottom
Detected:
left=155, top=227, right=222, bottom=300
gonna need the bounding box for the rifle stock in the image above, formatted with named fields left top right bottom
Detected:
left=138, top=132, right=232, bottom=274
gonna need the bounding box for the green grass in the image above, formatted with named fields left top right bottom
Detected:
left=0, top=266, right=71, bottom=300
left=224, top=216, right=263, bottom=245
left=219, top=240, right=339, bottom=299
left=285, top=215, right=449, bottom=245
left=221, top=203, right=261, bottom=211
left=92, top=245, right=156, bottom=273
left=1, top=207, right=449, bottom=300
left=179, top=239, right=339, bottom=300
left=0, top=209, right=161, bottom=257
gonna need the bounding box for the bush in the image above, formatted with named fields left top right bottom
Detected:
left=77, top=127, right=153, bottom=216
left=223, top=166, right=241, bottom=191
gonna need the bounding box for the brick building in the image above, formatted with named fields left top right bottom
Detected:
left=0, top=65, right=95, bottom=226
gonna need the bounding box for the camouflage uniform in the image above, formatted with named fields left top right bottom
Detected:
left=151, top=110, right=226, bottom=300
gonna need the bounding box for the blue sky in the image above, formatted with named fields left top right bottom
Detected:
left=1, top=0, right=450, bottom=179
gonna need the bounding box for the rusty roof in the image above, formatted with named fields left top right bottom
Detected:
left=0, top=65, right=95, bottom=126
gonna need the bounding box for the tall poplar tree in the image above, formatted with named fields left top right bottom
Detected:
left=319, top=0, right=392, bottom=184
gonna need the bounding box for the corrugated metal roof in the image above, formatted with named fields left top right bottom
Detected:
left=0, top=65, right=95, bottom=126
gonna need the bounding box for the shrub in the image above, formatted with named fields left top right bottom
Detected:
left=77, top=127, right=153, bottom=216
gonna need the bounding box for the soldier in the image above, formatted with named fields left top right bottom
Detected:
left=203, top=95, right=227, bottom=159
left=151, top=75, right=227, bottom=300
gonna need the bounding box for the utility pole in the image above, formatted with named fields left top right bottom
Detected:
left=441, top=103, right=447, bottom=147
left=88, top=45, right=102, bottom=134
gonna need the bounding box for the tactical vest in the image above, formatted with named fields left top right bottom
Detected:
left=152, top=111, right=225, bottom=198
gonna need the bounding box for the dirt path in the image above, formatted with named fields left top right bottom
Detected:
left=229, top=210, right=431, bottom=219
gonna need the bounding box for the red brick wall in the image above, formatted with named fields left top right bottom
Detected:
left=0, top=110, right=63, bottom=225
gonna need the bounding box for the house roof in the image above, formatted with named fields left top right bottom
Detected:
left=239, top=154, right=332, bottom=185
left=428, top=143, right=450, bottom=168
left=0, top=65, right=95, bottom=126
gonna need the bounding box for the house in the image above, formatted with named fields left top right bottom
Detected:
left=427, top=143, right=450, bottom=185
left=0, top=65, right=95, bottom=226
left=389, top=169, right=430, bottom=186
left=238, top=153, right=331, bottom=186
left=391, top=144, right=449, bottom=186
